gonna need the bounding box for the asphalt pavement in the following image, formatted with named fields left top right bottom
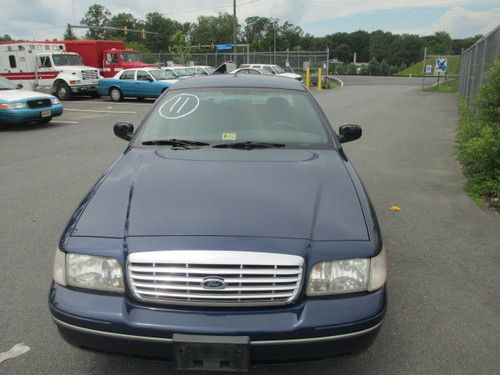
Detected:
left=0, top=76, right=498, bottom=374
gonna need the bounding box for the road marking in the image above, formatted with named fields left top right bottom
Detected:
left=0, top=343, right=30, bottom=364
left=64, top=108, right=137, bottom=114
left=68, top=101, right=153, bottom=106
left=51, top=120, right=79, bottom=124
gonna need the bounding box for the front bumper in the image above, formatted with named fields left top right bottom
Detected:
left=0, top=104, right=63, bottom=125
left=71, top=84, right=97, bottom=93
left=49, top=283, right=386, bottom=363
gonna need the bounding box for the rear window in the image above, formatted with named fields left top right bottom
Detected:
left=138, top=88, right=331, bottom=147
left=8, top=55, right=16, bottom=68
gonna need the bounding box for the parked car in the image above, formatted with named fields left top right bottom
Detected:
left=230, top=67, right=273, bottom=75
left=239, top=64, right=302, bottom=80
left=96, top=68, right=178, bottom=101
left=161, top=66, right=194, bottom=79
left=191, top=65, right=216, bottom=75
left=49, top=75, right=386, bottom=372
left=0, top=76, right=62, bottom=126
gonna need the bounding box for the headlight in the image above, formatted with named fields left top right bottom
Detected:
left=53, top=249, right=124, bottom=293
left=0, top=102, right=27, bottom=109
left=307, top=248, right=386, bottom=296
left=51, top=98, right=60, bottom=105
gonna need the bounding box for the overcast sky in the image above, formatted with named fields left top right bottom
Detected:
left=0, top=0, right=499, bottom=40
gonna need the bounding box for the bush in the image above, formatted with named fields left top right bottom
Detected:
left=369, top=57, right=380, bottom=76
left=456, top=58, right=500, bottom=205
left=379, top=60, right=389, bottom=76
left=388, top=65, right=399, bottom=75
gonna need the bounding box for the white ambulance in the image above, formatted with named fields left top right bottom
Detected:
left=0, top=42, right=100, bottom=100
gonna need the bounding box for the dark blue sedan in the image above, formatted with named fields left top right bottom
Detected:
left=49, top=75, right=386, bottom=371
left=97, top=68, right=178, bottom=101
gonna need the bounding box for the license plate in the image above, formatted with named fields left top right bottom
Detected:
left=41, top=110, right=51, bottom=118
left=173, top=334, right=250, bottom=372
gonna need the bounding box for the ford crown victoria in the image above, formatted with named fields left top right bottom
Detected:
left=49, top=75, right=386, bottom=372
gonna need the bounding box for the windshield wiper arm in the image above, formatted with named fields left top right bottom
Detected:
left=212, top=141, right=286, bottom=149
left=142, top=139, right=210, bottom=147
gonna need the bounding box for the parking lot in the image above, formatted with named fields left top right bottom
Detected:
left=0, top=76, right=498, bottom=374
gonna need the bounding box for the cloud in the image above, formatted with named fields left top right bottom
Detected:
left=395, top=6, right=500, bottom=37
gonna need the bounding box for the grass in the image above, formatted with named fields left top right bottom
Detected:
left=424, top=79, right=458, bottom=93
left=399, top=55, right=461, bottom=77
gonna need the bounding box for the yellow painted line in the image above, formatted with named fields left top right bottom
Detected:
left=64, top=108, right=136, bottom=114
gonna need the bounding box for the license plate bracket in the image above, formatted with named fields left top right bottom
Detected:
left=41, top=110, right=51, bottom=118
left=173, top=334, right=250, bottom=372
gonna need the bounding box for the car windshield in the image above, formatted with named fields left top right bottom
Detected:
left=262, top=66, right=275, bottom=74
left=139, top=88, right=331, bottom=147
left=204, top=66, right=216, bottom=74
left=173, top=68, right=191, bottom=76
left=120, top=52, right=142, bottom=62
left=272, top=65, right=286, bottom=74
left=0, top=76, right=17, bottom=90
left=52, top=54, right=83, bottom=66
left=149, top=69, right=176, bottom=80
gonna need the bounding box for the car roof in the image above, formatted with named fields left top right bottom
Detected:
left=169, top=74, right=305, bottom=91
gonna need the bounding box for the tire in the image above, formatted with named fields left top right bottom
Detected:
left=37, top=118, right=52, bottom=125
left=56, top=82, right=72, bottom=101
left=110, top=87, right=123, bottom=102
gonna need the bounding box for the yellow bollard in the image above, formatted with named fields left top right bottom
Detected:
left=317, top=68, right=322, bottom=90
left=305, top=68, right=310, bottom=88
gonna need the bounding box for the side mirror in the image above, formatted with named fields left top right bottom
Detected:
left=113, top=122, right=134, bottom=141
left=16, top=83, right=23, bottom=89
left=338, top=124, right=362, bottom=143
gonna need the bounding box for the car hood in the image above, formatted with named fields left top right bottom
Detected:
left=72, top=148, right=369, bottom=241
left=0, top=89, right=54, bottom=102
left=278, top=72, right=302, bottom=79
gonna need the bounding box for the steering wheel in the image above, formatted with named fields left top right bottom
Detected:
left=269, top=121, right=301, bottom=132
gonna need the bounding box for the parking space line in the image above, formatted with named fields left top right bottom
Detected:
left=64, top=108, right=137, bottom=114
left=51, top=120, right=79, bottom=124
left=68, top=101, right=153, bottom=106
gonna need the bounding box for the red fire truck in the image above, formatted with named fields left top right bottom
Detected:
left=63, top=40, right=155, bottom=78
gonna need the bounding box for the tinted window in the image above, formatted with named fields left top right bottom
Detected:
left=137, top=70, right=151, bottom=81
left=120, top=70, right=135, bottom=80
left=8, top=55, right=16, bottom=68
left=139, top=88, right=331, bottom=147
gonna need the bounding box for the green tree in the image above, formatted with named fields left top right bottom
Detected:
left=359, top=64, right=370, bottom=75
left=0, top=34, right=12, bottom=42
left=170, top=30, right=191, bottom=64
left=243, top=16, right=274, bottom=50
left=347, top=64, right=357, bottom=75
left=63, top=24, right=78, bottom=40
left=369, top=57, right=380, bottom=76
left=81, top=4, right=112, bottom=39
left=425, top=31, right=452, bottom=55
left=379, top=59, right=389, bottom=76
left=335, top=44, right=351, bottom=63
left=474, top=58, right=500, bottom=123
left=104, top=13, right=138, bottom=41
left=348, top=30, right=370, bottom=62
left=191, top=13, right=235, bottom=46
left=400, top=63, right=407, bottom=71
left=388, top=65, right=399, bottom=75
left=143, top=12, right=183, bottom=52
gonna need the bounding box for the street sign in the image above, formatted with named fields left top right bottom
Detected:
left=216, top=43, right=233, bottom=51
left=425, top=65, right=432, bottom=74
left=435, top=58, right=447, bottom=73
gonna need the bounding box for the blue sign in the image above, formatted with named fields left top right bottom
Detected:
left=435, top=58, right=447, bottom=73
left=216, top=43, right=233, bottom=51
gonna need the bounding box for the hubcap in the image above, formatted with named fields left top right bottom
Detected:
left=111, top=89, right=120, bottom=101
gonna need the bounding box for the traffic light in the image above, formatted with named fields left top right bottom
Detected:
left=141, top=28, right=146, bottom=39
left=124, top=26, right=128, bottom=35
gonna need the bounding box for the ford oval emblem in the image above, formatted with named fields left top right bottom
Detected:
left=201, top=276, right=226, bottom=289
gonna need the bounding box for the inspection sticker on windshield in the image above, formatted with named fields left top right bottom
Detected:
left=159, top=93, right=200, bottom=120
left=222, top=132, right=236, bottom=140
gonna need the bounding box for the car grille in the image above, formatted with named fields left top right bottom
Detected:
left=82, top=70, right=98, bottom=80
left=127, top=251, right=304, bottom=307
left=26, top=98, right=51, bottom=108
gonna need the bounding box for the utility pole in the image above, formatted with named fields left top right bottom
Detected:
left=273, top=21, right=277, bottom=64
left=233, top=0, right=237, bottom=63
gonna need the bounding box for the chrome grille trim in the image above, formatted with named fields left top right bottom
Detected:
left=127, top=251, right=304, bottom=307
left=82, top=70, right=99, bottom=80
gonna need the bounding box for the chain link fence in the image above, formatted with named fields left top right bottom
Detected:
left=143, top=49, right=329, bottom=74
left=459, top=24, right=500, bottom=106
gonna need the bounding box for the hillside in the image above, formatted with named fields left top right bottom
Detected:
left=399, top=55, right=461, bottom=76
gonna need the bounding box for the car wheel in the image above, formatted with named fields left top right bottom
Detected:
left=56, top=82, right=72, bottom=101
left=110, top=87, right=123, bottom=102
left=37, top=118, right=52, bottom=125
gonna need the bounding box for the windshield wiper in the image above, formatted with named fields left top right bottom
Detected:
left=141, top=139, right=210, bottom=148
left=212, top=141, right=286, bottom=149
